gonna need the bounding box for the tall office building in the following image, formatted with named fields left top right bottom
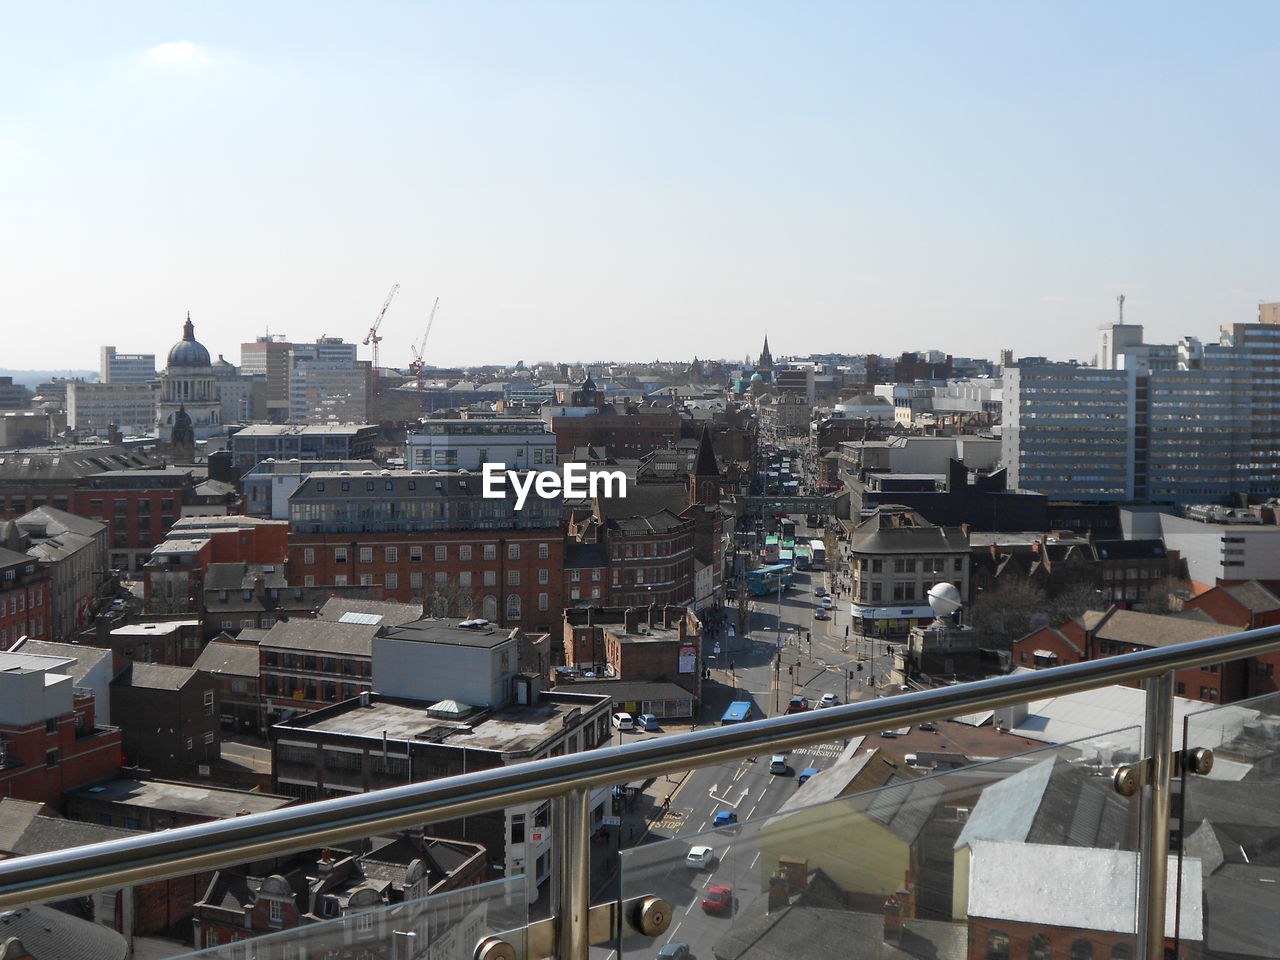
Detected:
left=1005, top=318, right=1280, bottom=504
left=240, top=336, right=293, bottom=423
left=99, top=346, right=157, bottom=384
left=287, top=337, right=367, bottom=424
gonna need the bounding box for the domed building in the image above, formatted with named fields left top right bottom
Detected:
left=156, top=313, right=222, bottom=441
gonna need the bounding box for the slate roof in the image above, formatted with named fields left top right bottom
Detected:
left=15, top=505, right=106, bottom=539
left=612, top=509, right=688, bottom=535
left=956, top=755, right=1131, bottom=850
left=114, top=662, right=198, bottom=691
left=0, top=798, right=44, bottom=852
left=564, top=542, right=609, bottom=568
left=260, top=618, right=380, bottom=655
left=204, top=562, right=288, bottom=592
left=864, top=775, right=946, bottom=844
left=851, top=507, right=968, bottom=556
left=8, top=816, right=139, bottom=856
left=0, top=904, right=129, bottom=960
left=1202, top=864, right=1280, bottom=959
left=192, top=640, right=260, bottom=678
left=597, top=482, right=688, bottom=521
left=1222, top=580, right=1280, bottom=614
left=316, top=597, right=424, bottom=627
left=10, top=640, right=112, bottom=687
left=1082, top=608, right=1237, bottom=648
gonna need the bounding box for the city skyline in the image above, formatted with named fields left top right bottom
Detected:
left=4, top=2, right=1280, bottom=369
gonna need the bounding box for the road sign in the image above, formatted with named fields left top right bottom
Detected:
left=713, top=642, right=721, bottom=655
left=602, top=816, right=622, bottom=826
left=775, top=637, right=783, bottom=650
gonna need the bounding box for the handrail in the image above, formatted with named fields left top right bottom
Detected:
left=1, top=623, right=1278, bottom=912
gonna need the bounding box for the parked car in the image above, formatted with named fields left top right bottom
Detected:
left=636, top=713, right=660, bottom=731
left=712, top=810, right=739, bottom=829
left=701, top=885, right=734, bottom=914
left=769, top=755, right=788, bottom=774
left=819, top=596, right=835, bottom=609
left=818, top=693, right=838, bottom=708
left=611, top=712, right=636, bottom=732
left=797, top=767, right=820, bottom=785
left=657, top=944, right=691, bottom=960
left=686, top=845, right=715, bottom=869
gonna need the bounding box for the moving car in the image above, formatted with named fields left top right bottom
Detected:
left=769, top=754, right=788, bottom=774
left=701, top=885, right=733, bottom=914
left=657, top=944, right=691, bottom=960
left=818, top=693, right=839, bottom=708
left=814, top=608, right=830, bottom=620
left=712, top=810, right=739, bottom=829
left=814, top=585, right=827, bottom=597
left=798, top=767, right=820, bottom=785
left=636, top=713, right=660, bottom=731
left=611, top=712, right=636, bottom=732
left=686, top=845, right=715, bottom=869
left=785, top=695, right=808, bottom=714
left=819, top=596, right=835, bottom=609
left=919, top=721, right=938, bottom=731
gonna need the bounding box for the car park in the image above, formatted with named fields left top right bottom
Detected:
left=611, top=712, right=636, bottom=732
left=769, top=754, right=788, bottom=774
left=686, top=845, right=715, bottom=869
left=636, top=713, right=660, bottom=731
left=798, top=767, right=820, bottom=785
left=701, top=885, right=734, bottom=914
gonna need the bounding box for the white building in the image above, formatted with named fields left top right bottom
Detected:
left=67, top=380, right=160, bottom=436
left=407, top=418, right=557, bottom=471
left=156, top=315, right=222, bottom=441
left=287, top=338, right=367, bottom=424
left=99, top=346, right=156, bottom=384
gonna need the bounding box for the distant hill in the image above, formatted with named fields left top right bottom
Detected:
left=0, top=369, right=99, bottom=390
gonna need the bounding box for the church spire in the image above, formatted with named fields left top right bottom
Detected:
left=758, top=334, right=774, bottom=370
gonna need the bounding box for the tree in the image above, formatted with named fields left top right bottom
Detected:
left=1135, top=576, right=1192, bottom=616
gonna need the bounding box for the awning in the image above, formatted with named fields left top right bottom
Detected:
left=850, top=604, right=936, bottom=620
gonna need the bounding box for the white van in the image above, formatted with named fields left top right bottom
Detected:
left=611, top=712, right=636, bottom=732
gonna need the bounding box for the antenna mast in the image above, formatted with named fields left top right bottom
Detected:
left=1117, top=293, right=1126, bottom=325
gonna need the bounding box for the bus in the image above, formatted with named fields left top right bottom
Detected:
left=778, top=548, right=795, bottom=567
left=762, top=535, right=780, bottom=563
left=809, top=539, right=826, bottom=569
left=794, top=545, right=811, bottom=570
left=721, top=701, right=753, bottom=725
left=747, top=563, right=793, bottom=595
left=779, top=517, right=797, bottom=540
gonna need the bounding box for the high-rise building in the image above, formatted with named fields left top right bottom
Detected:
left=287, top=337, right=367, bottom=424
left=66, top=380, right=160, bottom=436
left=240, top=335, right=293, bottom=422
left=99, top=346, right=157, bottom=384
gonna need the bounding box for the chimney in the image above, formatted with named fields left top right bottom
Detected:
left=961, top=523, right=970, bottom=540
left=883, top=894, right=903, bottom=944
left=318, top=849, right=333, bottom=878
left=647, top=603, right=657, bottom=629
left=989, top=543, right=998, bottom=560
left=623, top=607, right=638, bottom=633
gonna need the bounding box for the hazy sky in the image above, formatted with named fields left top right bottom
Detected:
left=3, top=2, right=1279, bottom=372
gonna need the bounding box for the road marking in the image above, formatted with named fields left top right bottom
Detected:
left=749, top=851, right=760, bottom=869
left=747, top=803, right=758, bottom=818
left=669, top=923, right=681, bottom=939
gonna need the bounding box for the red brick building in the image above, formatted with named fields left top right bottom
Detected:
left=559, top=605, right=703, bottom=708
left=0, top=651, right=123, bottom=808
left=1012, top=607, right=1246, bottom=704
left=1181, top=580, right=1280, bottom=697
left=72, top=467, right=202, bottom=571
left=286, top=470, right=565, bottom=632
left=0, top=445, right=167, bottom=520
left=0, top=543, right=52, bottom=646
left=142, top=516, right=290, bottom=615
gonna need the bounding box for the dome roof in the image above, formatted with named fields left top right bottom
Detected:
left=750, top=372, right=765, bottom=382
left=167, top=314, right=212, bottom=368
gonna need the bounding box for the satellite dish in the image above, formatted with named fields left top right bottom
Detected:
left=927, top=582, right=963, bottom=620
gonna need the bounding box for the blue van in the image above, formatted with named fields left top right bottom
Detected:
left=797, top=767, right=820, bottom=785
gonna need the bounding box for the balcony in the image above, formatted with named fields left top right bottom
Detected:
left=0, top=627, right=1278, bottom=960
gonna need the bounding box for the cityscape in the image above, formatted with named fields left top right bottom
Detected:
left=2, top=5, right=1279, bottom=960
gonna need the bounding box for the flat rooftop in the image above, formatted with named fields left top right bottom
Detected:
left=111, top=619, right=201, bottom=637
left=67, top=778, right=294, bottom=818
left=380, top=619, right=514, bottom=649
left=283, top=695, right=600, bottom=754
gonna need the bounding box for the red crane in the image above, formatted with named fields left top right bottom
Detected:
left=363, top=283, right=399, bottom=398
left=409, top=297, right=441, bottom=405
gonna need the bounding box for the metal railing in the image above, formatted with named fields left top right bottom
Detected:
left=2, top=623, right=1279, bottom=960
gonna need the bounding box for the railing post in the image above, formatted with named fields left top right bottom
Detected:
left=556, top=787, right=591, bottom=960
left=1138, top=670, right=1175, bottom=960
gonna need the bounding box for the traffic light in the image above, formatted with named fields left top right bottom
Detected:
left=857, top=663, right=863, bottom=672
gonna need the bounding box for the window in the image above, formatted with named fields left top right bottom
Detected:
left=409, top=572, right=423, bottom=589
left=538, top=542, right=550, bottom=559
left=45, top=717, right=57, bottom=734
left=204, top=730, right=215, bottom=745
left=360, top=547, right=373, bottom=563
left=508, top=570, right=520, bottom=586
left=538, top=593, right=549, bottom=611
left=508, top=543, right=521, bottom=560
left=269, top=900, right=283, bottom=923
left=459, top=571, right=472, bottom=588
left=1071, top=940, right=1093, bottom=960
left=435, top=545, right=447, bottom=562
left=1031, top=934, right=1050, bottom=960
left=185, top=737, right=194, bottom=751
left=204, top=690, right=215, bottom=716
left=303, top=548, right=315, bottom=565
left=893, top=558, right=915, bottom=574
left=45, top=749, right=58, bottom=767
left=385, top=573, right=398, bottom=590
left=459, top=545, right=472, bottom=561
left=538, top=569, right=549, bottom=584
left=356, top=913, right=374, bottom=935
left=484, top=571, right=496, bottom=587
left=334, top=547, right=348, bottom=564
left=410, top=545, right=423, bottom=562
left=987, top=931, right=1010, bottom=960
left=384, top=546, right=397, bottom=562
left=360, top=574, right=374, bottom=586
left=483, top=544, right=496, bottom=560
left=334, top=574, right=348, bottom=586
left=511, top=813, right=525, bottom=844
left=871, top=583, right=882, bottom=602
left=870, top=559, right=882, bottom=573
left=506, top=594, right=522, bottom=619
left=570, top=569, right=581, bottom=582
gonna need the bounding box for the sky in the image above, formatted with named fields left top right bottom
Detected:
left=3, top=2, right=1279, bottom=372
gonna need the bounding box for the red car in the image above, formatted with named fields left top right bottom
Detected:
left=701, top=885, right=733, bottom=914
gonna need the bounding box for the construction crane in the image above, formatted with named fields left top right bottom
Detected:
left=363, top=283, right=400, bottom=398
left=409, top=297, right=441, bottom=404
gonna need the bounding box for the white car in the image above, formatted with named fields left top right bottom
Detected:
left=611, top=712, right=636, bottom=732
left=819, top=596, right=834, bottom=609
left=686, top=845, right=714, bottom=869
left=818, top=694, right=839, bottom=708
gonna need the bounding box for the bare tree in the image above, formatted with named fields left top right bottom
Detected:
left=1135, top=576, right=1192, bottom=616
